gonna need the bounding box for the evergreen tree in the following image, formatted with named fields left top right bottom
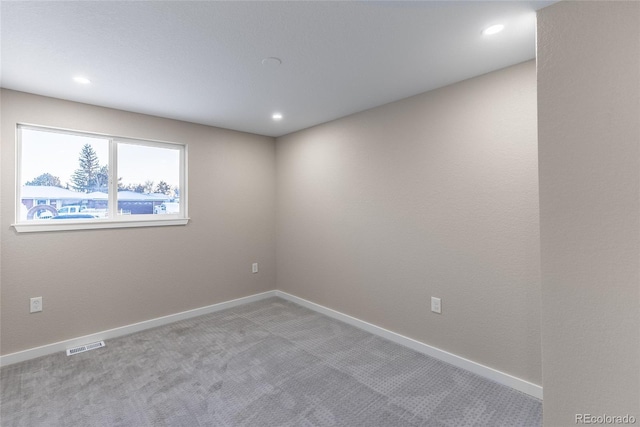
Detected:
left=71, top=144, right=100, bottom=193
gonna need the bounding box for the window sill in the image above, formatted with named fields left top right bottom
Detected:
left=12, top=218, right=190, bottom=233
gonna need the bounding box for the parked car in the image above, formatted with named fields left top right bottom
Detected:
left=57, top=205, right=85, bottom=215
left=81, top=208, right=108, bottom=218
left=154, top=202, right=180, bottom=214
left=51, top=214, right=96, bottom=219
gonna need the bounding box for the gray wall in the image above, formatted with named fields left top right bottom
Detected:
left=538, top=2, right=640, bottom=424
left=0, top=89, right=277, bottom=355
left=276, top=61, right=541, bottom=385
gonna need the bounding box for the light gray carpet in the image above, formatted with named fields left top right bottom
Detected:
left=1, top=297, right=542, bottom=426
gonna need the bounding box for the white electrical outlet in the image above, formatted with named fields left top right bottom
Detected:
left=30, top=296, right=43, bottom=313
left=252, top=263, right=258, bottom=274
left=431, top=297, right=441, bottom=314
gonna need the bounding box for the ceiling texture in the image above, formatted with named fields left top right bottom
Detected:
left=1, top=1, right=555, bottom=137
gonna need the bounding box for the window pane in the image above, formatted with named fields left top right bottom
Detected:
left=16, top=125, right=187, bottom=231
left=117, top=143, right=180, bottom=216
left=20, top=128, right=109, bottom=221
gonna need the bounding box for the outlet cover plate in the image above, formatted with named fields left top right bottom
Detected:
left=30, top=296, right=43, bottom=313
left=431, top=297, right=441, bottom=314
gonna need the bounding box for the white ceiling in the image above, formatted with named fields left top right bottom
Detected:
left=1, top=1, right=555, bottom=137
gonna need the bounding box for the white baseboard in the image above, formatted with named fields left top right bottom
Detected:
left=0, top=290, right=277, bottom=367
left=0, top=288, right=543, bottom=400
left=275, top=290, right=543, bottom=400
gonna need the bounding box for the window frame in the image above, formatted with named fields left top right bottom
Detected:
left=13, top=124, right=189, bottom=233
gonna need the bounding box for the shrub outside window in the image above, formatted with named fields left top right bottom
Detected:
left=14, top=124, right=188, bottom=232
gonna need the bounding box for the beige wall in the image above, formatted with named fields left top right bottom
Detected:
left=0, top=89, right=277, bottom=355
left=538, top=2, right=640, bottom=425
left=3, top=5, right=638, bottom=418
left=276, top=61, right=541, bottom=384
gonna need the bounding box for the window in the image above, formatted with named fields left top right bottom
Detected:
left=15, top=124, right=188, bottom=232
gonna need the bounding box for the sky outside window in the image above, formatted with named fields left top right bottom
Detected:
left=21, top=129, right=108, bottom=187
left=21, top=129, right=180, bottom=189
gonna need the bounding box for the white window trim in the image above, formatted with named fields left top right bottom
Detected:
left=13, top=124, right=189, bottom=233
left=13, top=218, right=190, bottom=233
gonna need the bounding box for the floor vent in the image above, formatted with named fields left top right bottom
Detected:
left=66, top=341, right=105, bottom=356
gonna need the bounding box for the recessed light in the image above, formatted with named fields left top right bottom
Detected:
left=73, top=76, right=91, bottom=85
left=272, top=113, right=283, bottom=121
left=482, top=24, right=504, bottom=36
